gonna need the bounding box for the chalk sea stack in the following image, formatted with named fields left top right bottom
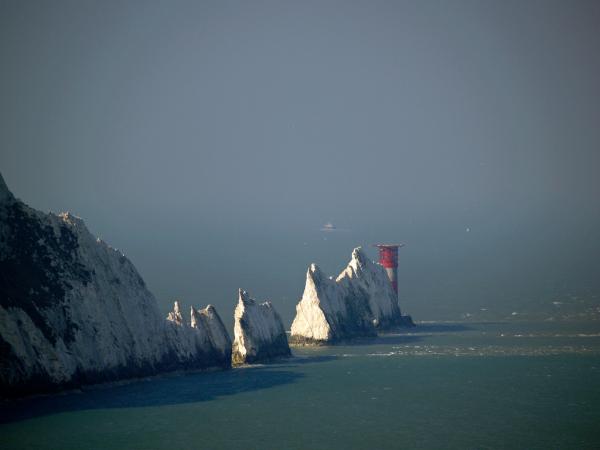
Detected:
left=166, top=301, right=232, bottom=367
left=290, top=247, right=413, bottom=345
left=232, top=289, right=291, bottom=364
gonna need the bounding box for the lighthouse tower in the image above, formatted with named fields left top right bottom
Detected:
left=373, top=244, right=404, bottom=299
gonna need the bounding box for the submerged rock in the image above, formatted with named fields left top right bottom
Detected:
left=0, top=173, right=231, bottom=398
left=290, top=247, right=413, bottom=345
left=232, top=289, right=291, bottom=364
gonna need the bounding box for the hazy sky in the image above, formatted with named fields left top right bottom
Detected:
left=1, top=0, right=599, bottom=325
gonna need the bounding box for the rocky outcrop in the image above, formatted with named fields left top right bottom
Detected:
left=0, top=173, right=231, bottom=398
left=166, top=302, right=231, bottom=367
left=290, top=247, right=413, bottom=345
left=232, top=289, right=291, bottom=364
left=289, top=263, right=376, bottom=344
left=337, top=247, right=405, bottom=329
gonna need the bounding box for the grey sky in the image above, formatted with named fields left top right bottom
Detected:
left=1, top=0, right=599, bottom=325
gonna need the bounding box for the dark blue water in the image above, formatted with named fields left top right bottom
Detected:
left=2, top=321, right=600, bottom=449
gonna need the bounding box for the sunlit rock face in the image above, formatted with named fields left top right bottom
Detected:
left=290, top=247, right=412, bottom=345
left=336, top=247, right=404, bottom=329
left=0, top=173, right=231, bottom=398
left=165, top=301, right=232, bottom=368
left=232, top=289, right=291, bottom=365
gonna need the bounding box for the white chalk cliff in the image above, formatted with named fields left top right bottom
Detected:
left=290, top=247, right=411, bottom=344
left=232, top=289, right=291, bottom=364
left=0, top=173, right=231, bottom=397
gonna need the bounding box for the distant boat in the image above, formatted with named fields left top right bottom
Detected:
left=321, top=222, right=337, bottom=232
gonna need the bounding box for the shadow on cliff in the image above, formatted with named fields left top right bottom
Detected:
left=0, top=366, right=304, bottom=424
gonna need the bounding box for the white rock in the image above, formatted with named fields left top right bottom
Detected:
left=166, top=301, right=184, bottom=325
left=0, top=172, right=231, bottom=397
left=165, top=302, right=231, bottom=364
left=336, top=247, right=403, bottom=328
left=290, top=247, right=411, bottom=344
left=232, top=289, right=290, bottom=364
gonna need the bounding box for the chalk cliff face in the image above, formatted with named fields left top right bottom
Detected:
left=232, top=289, right=291, bottom=364
left=0, top=173, right=231, bottom=397
left=290, top=247, right=411, bottom=344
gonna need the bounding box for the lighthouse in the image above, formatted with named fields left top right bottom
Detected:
left=373, top=244, right=404, bottom=299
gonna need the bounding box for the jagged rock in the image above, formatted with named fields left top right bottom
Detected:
left=232, top=289, right=291, bottom=364
left=336, top=247, right=404, bottom=329
left=166, top=301, right=184, bottom=325
left=289, top=263, right=375, bottom=344
left=165, top=302, right=231, bottom=366
left=290, top=247, right=412, bottom=345
left=0, top=172, right=231, bottom=398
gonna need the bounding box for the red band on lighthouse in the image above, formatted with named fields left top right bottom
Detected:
left=373, top=244, right=404, bottom=297
left=378, top=247, right=398, bottom=268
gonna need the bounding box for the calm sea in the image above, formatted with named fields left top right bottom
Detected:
left=1, top=321, right=600, bottom=450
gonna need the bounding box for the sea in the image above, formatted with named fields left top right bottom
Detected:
left=1, top=320, right=600, bottom=450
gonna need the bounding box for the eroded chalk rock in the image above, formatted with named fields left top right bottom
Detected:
left=290, top=247, right=412, bottom=345
left=232, top=289, right=291, bottom=364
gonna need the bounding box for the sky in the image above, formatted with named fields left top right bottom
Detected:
left=1, top=0, right=599, bottom=326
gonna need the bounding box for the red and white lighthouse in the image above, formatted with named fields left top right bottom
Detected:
left=373, top=244, right=404, bottom=298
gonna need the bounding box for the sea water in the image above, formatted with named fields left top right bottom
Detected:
left=1, top=321, right=600, bottom=450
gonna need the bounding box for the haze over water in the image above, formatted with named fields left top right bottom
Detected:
left=1, top=1, right=600, bottom=448
left=1, top=0, right=599, bottom=325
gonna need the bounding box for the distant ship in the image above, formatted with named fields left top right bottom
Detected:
left=321, top=222, right=337, bottom=232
